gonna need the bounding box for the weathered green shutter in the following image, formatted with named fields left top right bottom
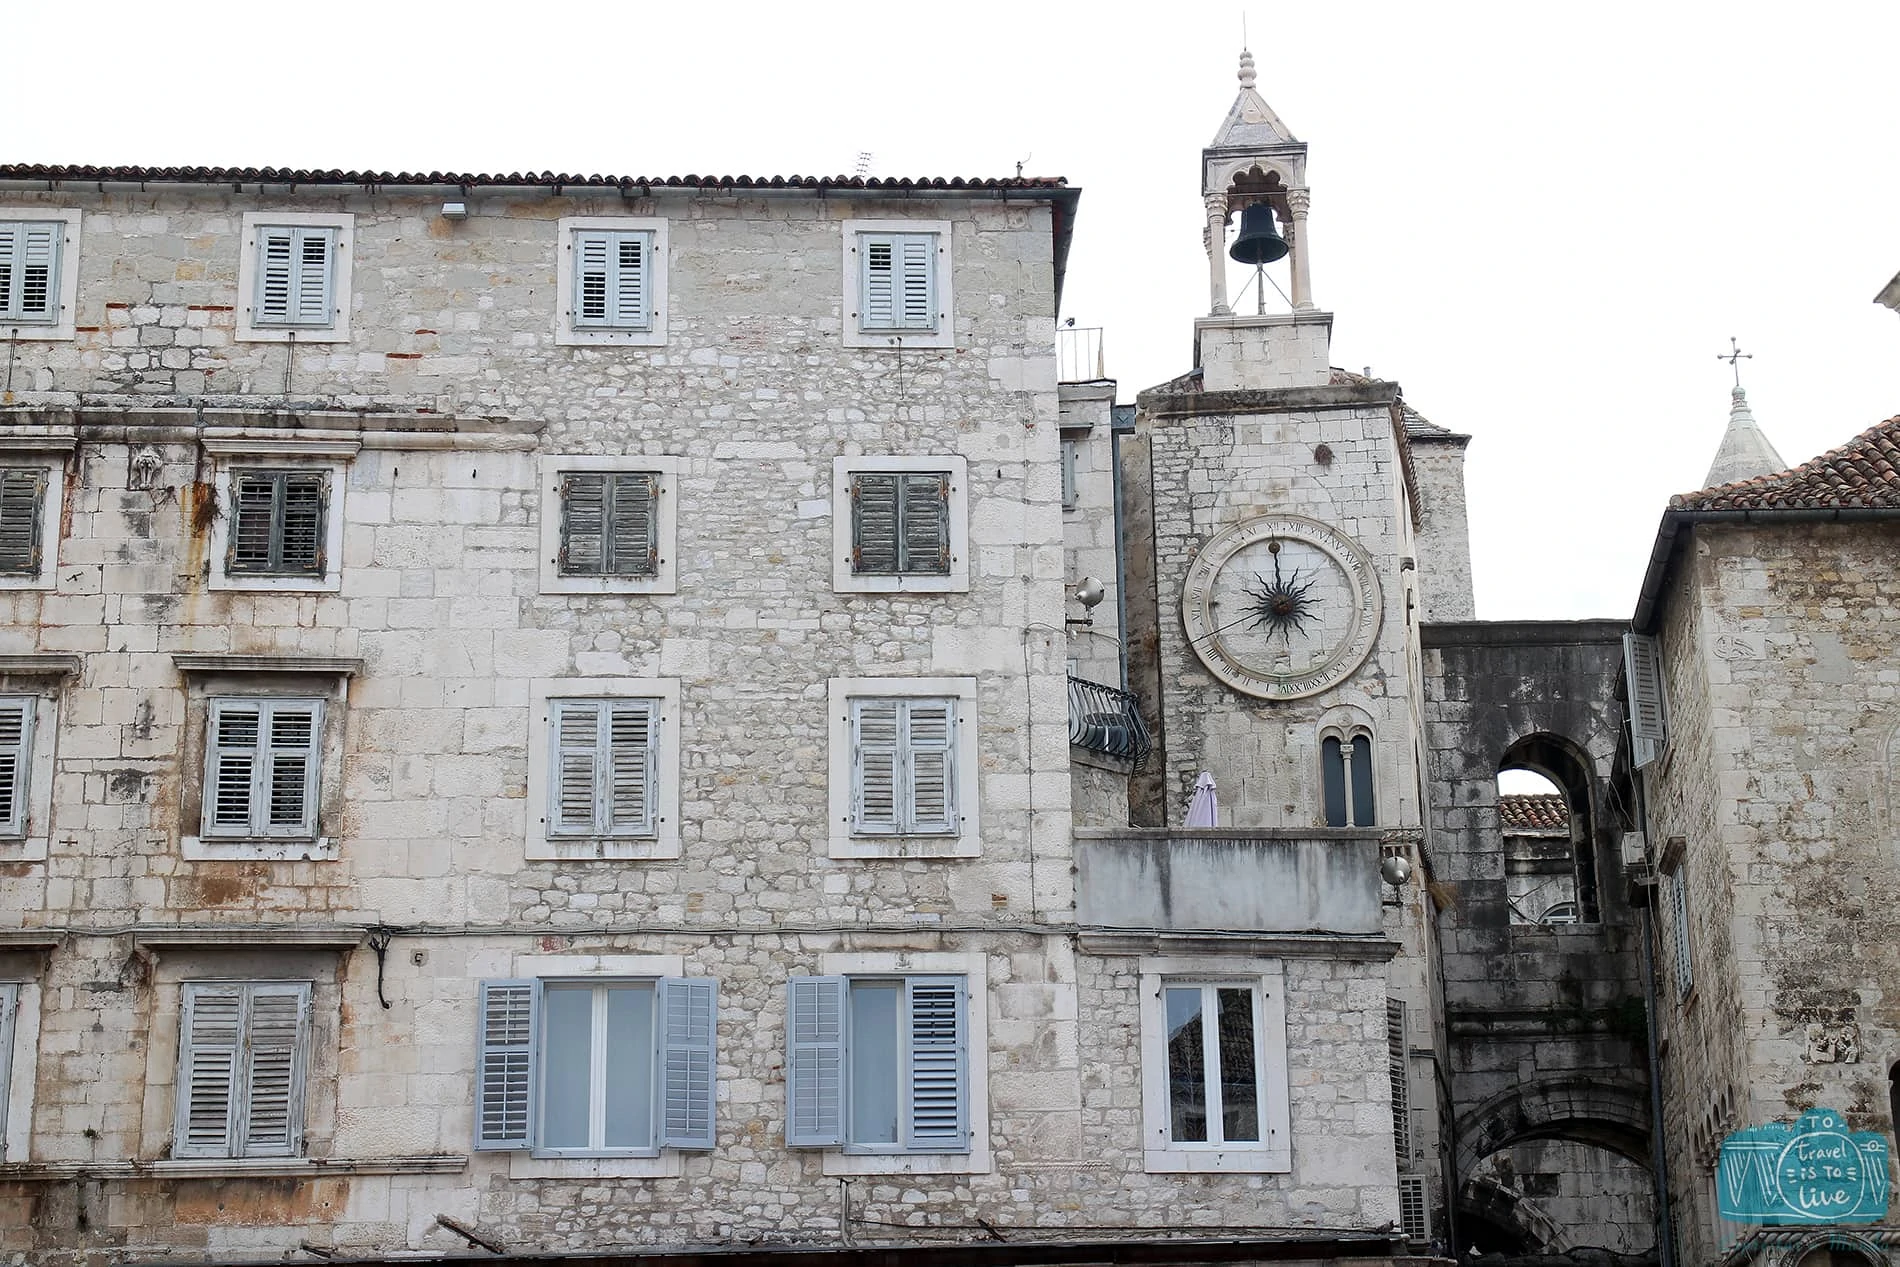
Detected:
left=1623, top=632, right=1667, bottom=769
left=903, top=700, right=956, bottom=834
left=851, top=699, right=901, bottom=834
left=228, top=473, right=278, bottom=572
left=606, top=473, right=657, bottom=575
left=657, top=978, right=717, bottom=1150
left=905, top=977, right=967, bottom=1152
left=899, top=473, right=950, bottom=574
left=277, top=473, right=327, bottom=574
left=227, top=471, right=327, bottom=577
left=0, top=697, right=29, bottom=837
left=558, top=472, right=607, bottom=574
left=474, top=979, right=537, bottom=1150
left=0, top=468, right=45, bottom=574
left=785, top=976, right=847, bottom=1147
left=0, top=223, right=59, bottom=322
left=850, top=473, right=901, bottom=574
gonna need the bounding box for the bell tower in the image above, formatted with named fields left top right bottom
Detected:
left=1197, top=50, right=1333, bottom=391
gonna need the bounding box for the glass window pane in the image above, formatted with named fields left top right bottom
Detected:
left=541, top=986, right=593, bottom=1150
left=849, top=982, right=902, bottom=1145
left=1215, top=988, right=1260, bottom=1143
left=1350, top=735, right=1375, bottom=826
left=603, top=984, right=654, bottom=1149
left=1322, top=737, right=1347, bottom=827
left=1165, top=986, right=1207, bottom=1143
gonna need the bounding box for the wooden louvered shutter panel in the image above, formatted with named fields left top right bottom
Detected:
left=550, top=700, right=602, bottom=835
left=227, top=473, right=278, bottom=573
left=1387, top=1000, right=1410, bottom=1160
left=293, top=229, right=333, bottom=326
left=905, top=978, right=966, bottom=1152
left=850, top=472, right=900, bottom=574
left=16, top=223, right=58, bottom=321
left=559, top=472, right=607, bottom=575
left=899, top=473, right=950, bottom=574
left=0, top=983, right=14, bottom=1161
left=851, top=699, right=900, bottom=834
left=277, top=473, right=326, bottom=575
left=785, top=976, right=847, bottom=1147
left=897, top=235, right=935, bottom=330
left=0, top=226, right=15, bottom=317
left=0, top=468, right=43, bottom=575
left=176, top=983, right=242, bottom=1157
left=613, top=234, right=647, bottom=329
left=606, top=473, right=657, bottom=576
left=604, top=701, right=654, bottom=835
left=657, top=978, right=717, bottom=1149
left=238, top=982, right=308, bottom=1156
left=263, top=702, right=321, bottom=837
left=256, top=229, right=296, bottom=324
left=1623, top=632, right=1668, bottom=769
left=205, top=701, right=262, bottom=836
left=903, top=700, right=956, bottom=835
left=0, top=697, right=34, bottom=837
left=860, top=235, right=896, bottom=329
left=475, top=980, right=537, bottom=1150
left=574, top=232, right=612, bottom=326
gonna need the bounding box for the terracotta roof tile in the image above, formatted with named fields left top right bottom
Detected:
left=0, top=165, right=1068, bottom=192
left=1671, top=414, right=1900, bottom=511
left=1498, top=794, right=1569, bottom=831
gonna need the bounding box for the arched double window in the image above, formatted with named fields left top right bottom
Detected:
left=1321, top=731, right=1374, bottom=827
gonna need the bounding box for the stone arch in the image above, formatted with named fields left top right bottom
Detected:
left=1208, top=159, right=1295, bottom=203
left=1453, top=1075, right=1653, bottom=1181
left=1456, top=1174, right=1570, bottom=1256
left=1499, top=730, right=1603, bottom=923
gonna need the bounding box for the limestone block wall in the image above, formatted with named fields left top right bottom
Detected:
left=1407, top=438, right=1474, bottom=623
left=1058, top=381, right=1123, bottom=690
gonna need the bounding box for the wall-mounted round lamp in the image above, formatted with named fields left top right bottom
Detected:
left=1380, top=852, right=1413, bottom=888
left=1068, top=577, right=1106, bottom=626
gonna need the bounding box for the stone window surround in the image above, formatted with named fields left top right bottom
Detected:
left=1317, top=706, right=1377, bottom=828
left=235, top=211, right=354, bottom=344
left=0, top=438, right=72, bottom=591
left=816, top=950, right=992, bottom=1178
left=826, top=675, right=980, bottom=860
left=554, top=216, right=669, bottom=347
left=174, top=656, right=360, bottom=862
left=0, top=654, right=79, bottom=862
left=840, top=218, right=954, bottom=350
left=830, top=454, right=970, bottom=595
left=525, top=678, right=683, bottom=861
left=536, top=455, right=680, bottom=596
left=1137, top=954, right=1292, bottom=1174
left=502, top=952, right=688, bottom=1180
left=204, top=436, right=356, bottom=594
left=0, top=208, right=83, bottom=341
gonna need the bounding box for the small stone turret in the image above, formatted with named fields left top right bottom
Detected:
left=1702, top=386, right=1786, bottom=488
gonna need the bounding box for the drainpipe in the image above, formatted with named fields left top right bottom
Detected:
left=1634, top=768, right=1678, bottom=1267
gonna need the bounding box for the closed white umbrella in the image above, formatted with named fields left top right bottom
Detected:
left=1184, top=771, right=1219, bottom=828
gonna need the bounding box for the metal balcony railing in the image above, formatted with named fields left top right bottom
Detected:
left=1067, top=675, right=1151, bottom=764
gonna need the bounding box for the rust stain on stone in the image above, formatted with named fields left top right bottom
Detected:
left=172, top=1176, right=343, bottom=1225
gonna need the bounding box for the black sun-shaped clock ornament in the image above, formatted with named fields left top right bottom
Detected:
left=1240, top=539, right=1319, bottom=643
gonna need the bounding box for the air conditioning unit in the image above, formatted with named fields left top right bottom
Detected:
left=1619, top=831, right=1649, bottom=871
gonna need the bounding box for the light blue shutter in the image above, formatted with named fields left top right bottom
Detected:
left=254, top=228, right=334, bottom=327
left=897, top=235, right=935, bottom=330
left=904, top=977, right=967, bottom=1153
left=860, top=235, right=896, bottom=329
left=176, top=983, right=243, bottom=1157
left=1623, top=632, right=1667, bottom=769
left=572, top=232, right=634, bottom=328
left=0, top=226, right=16, bottom=317
left=204, top=701, right=261, bottom=836
left=612, top=234, right=648, bottom=329
left=605, top=701, right=655, bottom=835
left=850, top=699, right=900, bottom=834
left=657, top=978, right=717, bottom=1150
left=294, top=229, right=333, bottom=326
left=474, top=980, right=537, bottom=1150
left=785, top=976, right=847, bottom=1147
left=0, top=697, right=32, bottom=838
left=903, top=700, right=956, bottom=835
left=858, top=233, right=937, bottom=333
left=236, top=982, right=309, bottom=1157
left=549, top=700, right=602, bottom=835
left=262, top=702, right=322, bottom=837
left=256, top=229, right=296, bottom=324
left=0, top=223, right=59, bottom=322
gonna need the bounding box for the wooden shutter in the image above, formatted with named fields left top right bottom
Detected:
left=612, top=235, right=647, bottom=329
left=204, top=699, right=321, bottom=838
left=1387, top=1000, right=1410, bottom=1160
left=785, top=976, right=847, bottom=1147
left=262, top=703, right=322, bottom=837
left=205, top=701, right=262, bottom=836
left=550, top=699, right=602, bottom=835
left=860, top=235, right=896, bottom=329
left=237, top=983, right=309, bottom=1156
left=657, top=978, right=717, bottom=1150
left=571, top=231, right=649, bottom=330
left=175, top=981, right=308, bottom=1159
left=850, top=699, right=901, bottom=834
left=254, top=227, right=332, bottom=327
left=0, top=697, right=35, bottom=837
left=858, top=233, right=936, bottom=332
left=176, top=983, right=243, bottom=1156
left=474, top=979, right=537, bottom=1150
left=850, top=472, right=901, bottom=574
left=606, top=473, right=658, bottom=575
left=904, top=977, right=967, bottom=1152
left=228, top=473, right=278, bottom=572
left=277, top=473, right=327, bottom=574
left=574, top=232, right=612, bottom=326
left=0, top=223, right=59, bottom=322
left=904, top=700, right=956, bottom=835
left=294, top=230, right=333, bottom=325
left=559, top=472, right=608, bottom=575
left=1624, top=632, right=1668, bottom=769
left=900, top=473, right=950, bottom=574
left=0, top=983, right=15, bottom=1161
left=0, top=467, right=46, bottom=575
left=897, top=235, right=935, bottom=330
left=548, top=699, right=655, bottom=838
left=0, top=225, right=15, bottom=317
left=605, top=701, right=655, bottom=834
left=256, top=229, right=296, bottom=324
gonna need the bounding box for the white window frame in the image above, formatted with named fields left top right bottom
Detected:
left=0, top=979, right=40, bottom=1163
left=830, top=455, right=969, bottom=594
left=207, top=444, right=353, bottom=594
left=807, top=950, right=991, bottom=1177
left=1138, top=956, right=1291, bottom=1173
left=537, top=455, right=679, bottom=595
left=0, top=455, right=66, bottom=591
left=0, top=209, right=82, bottom=340
left=842, top=218, right=953, bottom=349
left=555, top=217, right=669, bottom=347
left=172, top=979, right=312, bottom=1160
left=236, top=212, right=353, bottom=343
left=527, top=678, right=681, bottom=861
left=828, top=676, right=980, bottom=860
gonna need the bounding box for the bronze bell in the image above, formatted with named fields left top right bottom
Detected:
left=1228, top=202, right=1289, bottom=265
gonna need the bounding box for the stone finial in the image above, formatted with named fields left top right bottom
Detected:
left=1238, top=49, right=1257, bottom=89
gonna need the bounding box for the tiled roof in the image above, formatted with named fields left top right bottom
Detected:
left=0, top=165, right=1069, bottom=192
left=1670, top=414, right=1900, bottom=511
left=1327, top=368, right=1456, bottom=439
left=1498, top=794, right=1569, bottom=832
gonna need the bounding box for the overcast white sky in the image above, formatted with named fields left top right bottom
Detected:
left=11, top=1, right=1899, bottom=621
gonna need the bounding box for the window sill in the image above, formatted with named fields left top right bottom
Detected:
left=540, top=574, right=678, bottom=597
left=834, top=571, right=969, bottom=595
left=829, top=832, right=979, bottom=861
left=823, top=1148, right=990, bottom=1177
left=207, top=572, right=342, bottom=594
left=235, top=326, right=350, bottom=345
left=556, top=325, right=667, bottom=348
left=843, top=328, right=954, bottom=352
left=182, top=835, right=337, bottom=862
left=526, top=835, right=682, bottom=862
left=1144, top=1147, right=1291, bottom=1174
left=507, top=1153, right=681, bottom=1180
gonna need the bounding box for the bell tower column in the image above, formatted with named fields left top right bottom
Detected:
left=1204, top=193, right=1231, bottom=315
left=1287, top=187, right=1314, bottom=311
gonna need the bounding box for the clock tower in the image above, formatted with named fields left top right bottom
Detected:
left=1126, top=50, right=1429, bottom=834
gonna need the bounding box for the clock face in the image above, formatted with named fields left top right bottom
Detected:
left=1181, top=515, right=1382, bottom=700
